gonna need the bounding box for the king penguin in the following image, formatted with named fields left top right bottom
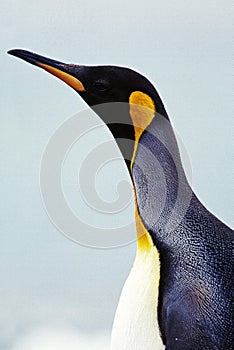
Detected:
left=8, top=49, right=233, bottom=350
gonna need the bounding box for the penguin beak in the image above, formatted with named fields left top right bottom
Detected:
left=7, top=49, right=85, bottom=92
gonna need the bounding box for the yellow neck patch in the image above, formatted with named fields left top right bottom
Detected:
left=135, top=204, right=154, bottom=252
left=129, top=91, right=156, bottom=251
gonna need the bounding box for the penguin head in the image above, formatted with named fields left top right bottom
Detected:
left=64, top=65, right=155, bottom=106
left=8, top=49, right=168, bottom=170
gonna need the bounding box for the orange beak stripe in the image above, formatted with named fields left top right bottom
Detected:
left=38, top=63, right=85, bottom=91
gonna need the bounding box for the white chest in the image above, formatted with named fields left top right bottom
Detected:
left=111, top=248, right=165, bottom=350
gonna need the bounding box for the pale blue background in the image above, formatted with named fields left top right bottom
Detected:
left=0, top=1, right=232, bottom=349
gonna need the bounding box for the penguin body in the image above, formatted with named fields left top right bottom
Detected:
left=133, top=116, right=234, bottom=349
left=8, top=49, right=234, bottom=349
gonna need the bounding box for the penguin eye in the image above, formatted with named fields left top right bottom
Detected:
left=93, top=79, right=111, bottom=93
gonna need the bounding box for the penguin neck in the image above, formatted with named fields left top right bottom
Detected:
left=131, top=114, right=192, bottom=248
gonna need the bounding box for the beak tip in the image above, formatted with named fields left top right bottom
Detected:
left=7, top=49, right=16, bottom=56
left=7, top=49, right=26, bottom=58
left=7, top=49, right=41, bottom=66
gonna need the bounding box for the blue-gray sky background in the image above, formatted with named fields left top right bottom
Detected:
left=1, top=1, right=232, bottom=349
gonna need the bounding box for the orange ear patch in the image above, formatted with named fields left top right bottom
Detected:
left=129, top=91, right=155, bottom=170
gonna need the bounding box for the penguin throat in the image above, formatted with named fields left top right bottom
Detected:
left=129, top=91, right=155, bottom=171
